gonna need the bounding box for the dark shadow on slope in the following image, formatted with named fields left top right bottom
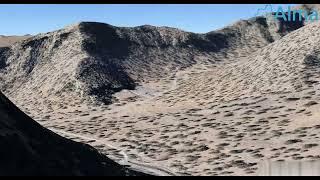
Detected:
left=0, top=47, right=10, bottom=69
left=79, top=22, right=131, bottom=58
left=255, top=17, right=275, bottom=43
left=184, top=33, right=231, bottom=52
left=273, top=12, right=305, bottom=35
left=76, top=57, right=136, bottom=105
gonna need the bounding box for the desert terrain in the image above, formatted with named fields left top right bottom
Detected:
left=1, top=4, right=320, bottom=176
left=0, top=91, right=147, bottom=176
left=0, top=35, right=31, bottom=47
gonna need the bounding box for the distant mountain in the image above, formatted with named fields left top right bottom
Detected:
left=0, top=35, right=31, bottom=47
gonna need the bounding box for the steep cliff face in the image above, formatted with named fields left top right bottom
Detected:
left=0, top=91, right=146, bottom=176
left=0, top=18, right=304, bottom=105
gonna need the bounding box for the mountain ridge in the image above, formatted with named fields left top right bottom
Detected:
left=0, top=16, right=305, bottom=106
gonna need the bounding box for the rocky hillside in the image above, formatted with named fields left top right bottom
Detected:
left=50, top=20, right=320, bottom=176
left=129, top=20, right=320, bottom=176
left=0, top=16, right=305, bottom=106
left=0, top=91, right=147, bottom=176
left=0, top=4, right=319, bottom=176
left=170, top=21, right=320, bottom=103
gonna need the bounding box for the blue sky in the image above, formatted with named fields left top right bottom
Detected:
left=0, top=4, right=296, bottom=35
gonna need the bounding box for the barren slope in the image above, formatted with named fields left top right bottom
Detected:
left=95, top=21, right=320, bottom=176
left=0, top=16, right=303, bottom=107
left=20, top=21, right=320, bottom=176
left=0, top=11, right=314, bottom=176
